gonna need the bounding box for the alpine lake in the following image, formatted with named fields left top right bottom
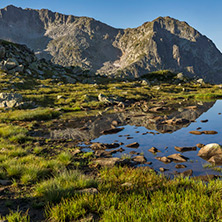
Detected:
left=51, top=99, right=222, bottom=178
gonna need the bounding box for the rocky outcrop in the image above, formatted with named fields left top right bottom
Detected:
left=0, top=92, right=36, bottom=109
left=0, top=39, right=95, bottom=88
left=0, top=5, right=222, bottom=82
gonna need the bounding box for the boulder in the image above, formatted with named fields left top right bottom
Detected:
left=0, top=93, right=23, bottom=108
left=93, top=157, right=120, bottom=167
left=176, top=72, right=184, bottom=80
left=197, top=78, right=205, bottom=84
left=98, top=93, right=111, bottom=103
left=208, top=154, right=222, bottom=165
left=93, top=157, right=130, bottom=167
left=198, top=143, right=222, bottom=159
left=65, top=76, right=77, bottom=84
left=141, top=79, right=151, bottom=86
left=4, top=58, right=19, bottom=70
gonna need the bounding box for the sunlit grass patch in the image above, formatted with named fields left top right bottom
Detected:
left=46, top=167, right=222, bottom=222
left=56, top=151, right=72, bottom=165
left=0, top=108, right=60, bottom=122
left=35, top=170, right=97, bottom=203
left=0, top=209, right=30, bottom=222
left=1, top=155, right=55, bottom=183
left=0, top=125, right=28, bottom=139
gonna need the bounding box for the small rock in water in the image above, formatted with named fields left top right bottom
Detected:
left=201, top=119, right=208, bottom=123
left=196, top=127, right=202, bottom=130
left=175, top=169, right=193, bottom=177
left=196, top=143, right=205, bottom=148
left=127, top=137, right=133, bottom=139
left=202, top=130, right=218, bottom=135
left=189, top=131, right=203, bottom=135
left=168, top=153, right=189, bottom=162
left=118, top=148, right=125, bottom=152
left=146, top=161, right=152, bottom=165
left=130, top=151, right=139, bottom=155
left=159, top=167, right=168, bottom=172
left=174, top=146, right=196, bottom=152
left=155, top=156, right=172, bottom=163
left=90, top=142, right=119, bottom=150
left=126, top=142, right=140, bottom=148
left=101, top=127, right=124, bottom=135
left=148, top=147, right=161, bottom=153
left=133, top=155, right=147, bottom=163
left=175, top=164, right=187, bottom=169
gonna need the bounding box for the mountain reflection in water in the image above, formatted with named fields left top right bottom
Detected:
left=50, top=101, right=215, bottom=141
left=50, top=100, right=222, bottom=177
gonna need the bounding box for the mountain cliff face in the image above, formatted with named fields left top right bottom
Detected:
left=1, top=5, right=222, bottom=82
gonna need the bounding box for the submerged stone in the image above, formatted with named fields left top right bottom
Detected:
left=174, top=146, right=196, bottom=152
left=149, top=147, right=161, bottom=153
left=126, top=142, right=140, bottom=148
left=155, top=156, right=172, bottom=163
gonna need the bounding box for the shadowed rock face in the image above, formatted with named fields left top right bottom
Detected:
left=0, top=5, right=222, bottom=82
left=50, top=101, right=215, bottom=141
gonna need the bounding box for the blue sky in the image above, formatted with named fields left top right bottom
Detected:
left=1, top=0, right=222, bottom=51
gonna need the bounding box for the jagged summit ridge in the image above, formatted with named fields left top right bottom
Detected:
left=0, top=5, right=222, bottom=83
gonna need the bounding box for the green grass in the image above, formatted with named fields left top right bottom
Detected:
left=0, top=108, right=60, bottom=122
left=46, top=167, right=222, bottom=222
left=0, top=125, right=29, bottom=143
left=1, top=209, right=30, bottom=222
left=56, top=151, right=72, bottom=165
left=35, top=170, right=98, bottom=203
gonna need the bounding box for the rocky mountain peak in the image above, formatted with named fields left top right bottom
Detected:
left=0, top=5, right=222, bottom=83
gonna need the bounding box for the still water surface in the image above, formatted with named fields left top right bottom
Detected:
left=89, top=100, right=222, bottom=176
